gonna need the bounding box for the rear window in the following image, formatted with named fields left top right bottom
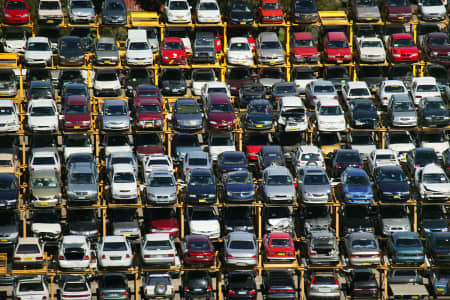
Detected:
left=312, top=275, right=337, bottom=285
left=229, top=240, right=254, bottom=249
left=33, top=157, right=55, bottom=165
left=145, top=240, right=172, bottom=250
left=103, top=242, right=127, bottom=251
left=17, top=244, right=40, bottom=254
left=19, top=282, right=44, bottom=292
left=188, top=158, right=207, bottom=166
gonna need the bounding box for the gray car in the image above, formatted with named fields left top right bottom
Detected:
left=352, top=0, right=381, bottom=22
left=0, top=210, right=19, bottom=246
left=145, top=170, right=177, bottom=205
left=256, top=32, right=285, bottom=65
left=389, top=94, right=417, bottom=127
left=102, top=0, right=127, bottom=25
left=95, top=37, right=119, bottom=66
left=305, top=80, right=338, bottom=107
left=307, top=231, right=339, bottom=265
left=172, top=98, right=203, bottom=131
left=182, top=151, right=212, bottom=178
left=262, top=166, right=296, bottom=204
left=101, top=99, right=131, bottom=131
left=344, top=232, right=381, bottom=266
left=303, top=205, right=332, bottom=233
left=29, top=170, right=61, bottom=208
left=297, top=167, right=331, bottom=204
left=379, top=205, right=411, bottom=236
left=307, top=272, right=340, bottom=299
left=109, top=208, right=141, bottom=239
left=192, top=31, right=216, bottom=64
left=224, top=231, right=258, bottom=266
left=66, top=161, right=98, bottom=205
left=69, top=0, right=95, bottom=23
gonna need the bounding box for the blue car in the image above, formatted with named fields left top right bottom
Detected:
left=388, top=232, right=425, bottom=265
left=185, top=168, right=217, bottom=205
left=340, top=168, right=373, bottom=204
left=245, top=99, right=273, bottom=130
left=217, top=151, right=248, bottom=173
left=432, top=270, right=450, bottom=296
left=223, top=170, right=255, bottom=203
left=373, top=166, right=410, bottom=202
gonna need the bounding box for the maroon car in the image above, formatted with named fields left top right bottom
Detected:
left=227, top=68, right=257, bottom=96
left=384, top=0, right=412, bottom=22
left=423, top=32, right=450, bottom=65
left=144, top=208, right=179, bottom=238
left=134, top=84, right=161, bottom=105
left=135, top=133, right=164, bottom=161
left=134, top=99, right=163, bottom=130
left=206, top=93, right=236, bottom=130
left=63, top=95, right=91, bottom=130
left=182, top=235, right=215, bottom=267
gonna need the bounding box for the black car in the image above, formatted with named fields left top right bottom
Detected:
left=66, top=153, right=95, bottom=171
left=341, top=205, right=375, bottom=235
left=58, top=69, right=85, bottom=91
left=172, top=133, right=202, bottom=161
left=261, top=270, right=296, bottom=300
left=225, top=271, right=257, bottom=300
left=192, top=31, right=216, bottom=64
left=30, top=208, right=61, bottom=241
left=227, top=67, right=256, bottom=97
left=70, top=27, right=95, bottom=52
left=0, top=173, right=18, bottom=209
left=182, top=271, right=213, bottom=300
left=185, top=168, right=217, bottom=205
left=0, top=210, right=19, bottom=246
left=239, top=83, right=265, bottom=108
left=419, top=205, right=449, bottom=234
left=57, top=36, right=85, bottom=66
left=173, top=98, right=203, bottom=131
left=229, top=1, right=254, bottom=25
left=330, top=149, right=363, bottom=177
left=124, top=68, right=154, bottom=97
left=271, top=82, right=298, bottom=102
left=66, top=208, right=99, bottom=241
left=418, top=96, right=449, bottom=127
left=387, top=64, right=413, bottom=85
left=108, top=208, right=140, bottom=239
left=222, top=206, right=254, bottom=233
left=426, top=232, right=450, bottom=265
left=27, top=80, right=54, bottom=100
left=26, top=69, right=52, bottom=87
left=101, top=0, right=127, bottom=25
left=346, top=269, right=378, bottom=299
left=159, top=68, right=186, bottom=96
left=348, top=99, right=379, bottom=129
left=406, top=148, right=439, bottom=176
left=292, top=0, right=318, bottom=23
left=374, top=166, right=410, bottom=202
left=245, top=99, right=274, bottom=130
left=357, top=65, right=386, bottom=92
left=258, top=145, right=285, bottom=170
left=323, top=66, right=350, bottom=91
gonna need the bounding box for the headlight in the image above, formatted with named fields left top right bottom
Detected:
left=424, top=228, right=431, bottom=232
left=249, top=190, right=255, bottom=196
left=433, top=52, right=439, bottom=56
left=227, top=191, right=232, bottom=196
left=383, top=192, right=392, bottom=196
left=210, top=120, right=217, bottom=124
left=23, top=13, right=29, bottom=17
left=4, top=13, right=11, bottom=18
left=208, top=194, right=215, bottom=199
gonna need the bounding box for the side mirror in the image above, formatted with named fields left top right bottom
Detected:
left=58, top=115, right=64, bottom=120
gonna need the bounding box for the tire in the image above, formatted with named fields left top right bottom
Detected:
left=155, top=282, right=167, bottom=295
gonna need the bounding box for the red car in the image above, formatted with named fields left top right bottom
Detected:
left=135, top=99, right=163, bottom=130
left=134, top=84, right=161, bottom=104
left=161, top=37, right=188, bottom=65
left=388, top=33, right=419, bottom=62
left=244, top=133, right=270, bottom=161
left=263, top=232, right=296, bottom=262
left=206, top=93, right=236, bottom=130
left=63, top=95, right=91, bottom=130
left=259, top=0, right=284, bottom=24
left=145, top=208, right=179, bottom=238
left=422, top=32, right=450, bottom=65
left=324, top=32, right=352, bottom=63
left=135, top=133, right=164, bottom=158
left=4, top=0, right=30, bottom=24
left=291, top=32, right=320, bottom=63
left=229, top=29, right=255, bottom=52
left=182, top=234, right=215, bottom=267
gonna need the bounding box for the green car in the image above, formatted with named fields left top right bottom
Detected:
left=97, top=274, right=130, bottom=300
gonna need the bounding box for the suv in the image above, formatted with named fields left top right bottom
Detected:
left=13, top=276, right=49, bottom=300
left=38, top=0, right=63, bottom=24
left=192, top=31, right=216, bottom=64
left=351, top=0, right=381, bottom=22
left=262, top=270, right=296, bottom=300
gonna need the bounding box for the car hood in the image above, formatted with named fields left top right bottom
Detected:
left=353, top=110, right=378, bottom=119
left=259, top=48, right=284, bottom=57
left=226, top=183, right=254, bottom=193
left=389, top=143, right=415, bottom=152
left=423, top=183, right=450, bottom=193
left=96, top=50, right=118, bottom=59
left=0, top=224, right=17, bottom=235
left=103, top=115, right=129, bottom=123
left=293, top=47, right=318, bottom=55
left=127, top=49, right=152, bottom=57
left=230, top=11, right=253, bottom=20
left=68, top=184, right=97, bottom=193
left=32, top=188, right=59, bottom=198
left=422, top=218, right=448, bottom=229
left=163, top=49, right=185, bottom=58
left=388, top=6, right=411, bottom=13
left=148, top=185, right=177, bottom=194
left=394, top=46, right=418, bottom=54
left=71, top=7, right=95, bottom=15
left=421, top=142, right=448, bottom=155
left=265, top=184, right=296, bottom=195
left=303, top=184, right=331, bottom=194
left=383, top=218, right=409, bottom=226
left=25, top=50, right=52, bottom=58
left=5, top=8, right=28, bottom=15
left=137, top=112, right=163, bottom=120
left=344, top=185, right=372, bottom=194
left=259, top=78, right=282, bottom=88
left=176, top=113, right=202, bottom=122
left=247, top=113, right=272, bottom=122
left=423, top=108, right=447, bottom=117
left=327, top=48, right=352, bottom=55
left=357, top=7, right=380, bottom=17
left=393, top=111, right=417, bottom=118
left=208, top=112, right=235, bottom=122
left=187, top=184, right=216, bottom=195
left=65, top=113, right=90, bottom=122
left=112, top=221, right=139, bottom=231
left=379, top=181, right=409, bottom=193
left=261, top=9, right=283, bottom=16
left=60, top=48, right=84, bottom=57
left=351, top=145, right=376, bottom=156
left=189, top=220, right=220, bottom=231
left=421, top=5, right=445, bottom=13
left=429, top=45, right=450, bottom=53
left=0, top=190, right=17, bottom=201
left=176, top=146, right=202, bottom=155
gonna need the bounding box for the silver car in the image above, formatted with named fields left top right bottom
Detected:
left=105, top=152, right=138, bottom=179
left=69, top=0, right=95, bottom=23
left=297, top=167, right=331, bottom=204
left=145, top=170, right=177, bottom=205
left=224, top=231, right=258, bottom=266
left=305, top=80, right=338, bottom=107
left=379, top=205, right=411, bottom=236
left=388, top=94, right=417, bottom=127
left=66, top=161, right=98, bottom=205
left=352, top=0, right=381, bottom=22
left=95, top=37, right=119, bottom=66
left=307, top=231, right=339, bottom=265
left=307, top=272, right=340, bottom=299
left=101, top=99, right=130, bottom=131
left=256, top=32, right=285, bottom=65
left=262, top=166, right=296, bottom=204
left=344, top=232, right=381, bottom=266
left=182, top=151, right=212, bottom=178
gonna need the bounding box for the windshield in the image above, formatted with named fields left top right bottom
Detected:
left=0, top=177, right=16, bottom=191
left=314, top=85, right=335, bottom=93
left=111, top=157, right=132, bottom=166
left=19, top=283, right=43, bottom=292
left=312, top=238, right=334, bottom=247
left=230, top=42, right=250, bottom=51
left=294, top=71, right=315, bottom=79
left=362, top=41, right=383, bottom=48
left=28, top=42, right=49, bottom=51
left=328, top=40, right=348, bottom=48
left=227, top=172, right=252, bottom=184
left=64, top=283, right=87, bottom=292
left=70, top=173, right=94, bottom=184
left=0, top=107, right=13, bottom=115
left=223, top=154, right=246, bottom=165
left=7, top=1, right=26, bottom=9
left=389, top=134, right=411, bottom=143
left=65, top=87, right=86, bottom=97
left=138, top=104, right=161, bottom=113
left=106, top=2, right=124, bottom=10
left=164, top=41, right=184, bottom=50
left=260, top=69, right=282, bottom=78
left=267, top=175, right=292, bottom=185
left=149, top=176, right=174, bottom=187
left=353, top=103, right=375, bottom=112
left=248, top=103, right=271, bottom=114
left=304, top=174, right=328, bottom=185
left=72, top=0, right=93, bottom=8
left=424, top=101, right=446, bottom=111
left=261, top=41, right=281, bottom=50
left=274, top=85, right=297, bottom=94
left=61, top=39, right=81, bottom=49
left=423, top=0, right=443, bottom=5
left=421, top=133, right=445, bottom=143
left=429, top=37, right=449, bottom=46
left=347, top=175, right=370, bottom=186
left=377, top=154, right=396, bottom=160
left=319, top=105, right=342, bottom=115
left=210, top=103, right=233, bottom=113
left=113, top=172, right=134, bottom=183
left=229, top=240, right=254, bottom=249
left=393, top=101, right=415, bottom=112
left=145, top=240, right=172, bottom=250
left=193, top=72, right=214, bottom=81
left=5, top=30, right=24, bottom=40
left=352, top=239, right=376, bottom=249
left=393, top=38, right=415, bottom=47
left=211, top=136, right=233, bottom=146
left=379, top=170, right=406, bottom=182
left=232, top=2, right=251, bottom=12
left=136, top=90, right=159, bottom=98
left=396, top=238, right=421, bottom=247
left=106, top=135, right=129, bottom=146
left=169, top=1, right=188, bottom=9
left=129, top=42, right=149, bottom=50
left=294, top=39, right=314, bottom=47
left=40, top=1, right=60, bottom=9
left=357, top=0, right=376, bottom=6
left=105, top=104, right=126, bottom=116
left=199, top=2, right=218, bottom=9
left=190, top=174, right=214, bottom=185
left=423, top=173, right=448, bottom=184
left=103, top=242, right=127, bottom=251
left=417, top=84, right=438, bottom=92
left=32, top=177, right=57, bottom=188
left=349, top=88, right=370, bottom=97
left=66, top=104, right=88, bottom=114
left=97, top=42, right=116, bottom=51
left=385, top=85, right=405, bottom=93
left=30, top=106, right=55, bottom=116
left=97, top=73, right=117, bottom=81
left=389, top=0, right=409, bottom=6
left=177, top=104, right=200, bottom=114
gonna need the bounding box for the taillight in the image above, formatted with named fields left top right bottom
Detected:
left=227, top=254, right=233, bottom=259
left=83, top=255, right=89, bottom=260
left=125, top=254, right=130, bottom=258
left=168, top=254, right=174, bottom=257
left=313, top=96, right=317, bottom=99
left=337, top=164, right=342, bottom=168
left=42, top=297, right=47, bottom=300
left=207, top=285, right=212, bottom=291
left=144, top=288, right=147, bottom=295
left=334, top=96, right=337, bottom=99
left=59, top=255, right=64, bottom=260
left=184, top=286, right=189, bottom=291
left=123, top=292, right=128, bottom=296
left=144, top=254, right=150, bottom=258
left=249, top=290, right=257, bottom=295
left=14, top=257, right=20, bottom=261
left=36, top=256, right=43, bottom=260
left=228, top=290, right=236, bottom=295
left=102, top=254, right=106, bottom=259
left=359, top=164, right=363, bottom=168
left=99, top=293, right=104, bottom=296
left=17, top=297, right=21, bottom=300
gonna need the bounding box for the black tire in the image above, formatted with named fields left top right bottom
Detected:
left=155, top=282, right=167, bottom=295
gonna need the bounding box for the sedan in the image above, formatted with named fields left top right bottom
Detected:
left=339, top=168, right=373, bottom=204
left=331, top=149, right=363, bottom=178
left=245, top=99, right=273, bottom=130
left=227, top=37, right=253, bottom=66
left=101, top=99, right=130, bottom=131
left=217, top=151, right=248, bottom=173
left=58, top=36, right=85, bottom=66
left=388, top=232, right=425, bottom=265
left=426, top=232, right=450, bottom=265
left=140, top=233, right=177, bottom=266
left=222, top=170, right=256, bottom=203
left=225, top=271, right=257, bottom=300
left=346, top=269, right=378, bottom=299
left=374, top=166, right=410, bottom=202
left=97, top=235, right=133, bottom=268
left=306, top=272, right=340, bottom=299
left=344, top=232, right=381, bottom=266
left=97, top=274, right=130, bottom=300
left=263, top=232, right=296, bottom=262
left=224, top=231, right=258, bottom=266
left=172, top=98, right=203, bottom=131
left=185, top=168, right=217, bottom=205
left=181, top=234, right=215, bottom=267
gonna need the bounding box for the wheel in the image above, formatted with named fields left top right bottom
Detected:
left=155, top=282, right=167, bottom=295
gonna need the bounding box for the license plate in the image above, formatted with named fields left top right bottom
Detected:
left=138, top=61, right=143, bottom=64
left=207, top=19, right=212, bottom=22
left=437, top=288, right=445, bottom=291
left=74, top=126, right=80, bottom=129
left=394, top=196, right=401, bottom=199
left=277, top=252, right=285, bottom=256
left=289, top=126, right=297, bottom=130
left=398, top=17, right=404, bottom=19
left=240, top=21, right=246, bottom=24
left=238, top=291, right=247, bottom=295
left=256, top=124, right=263, bottom=128
left=104, top=60, right=110, bottom=64
left=40, top=202, right=48, bottom=206
left=362, top=262, right=370, bottom=265
left=48, top=20, right=54, bottom=23
left=146, top=124, right=153, bottom=128
left=372, top=88, right=377, bottom=92
left=337, top=60, right=343, bottom=63
left=25, top=257, right=33, bottom=261
left=199, top=199, right=207, bottom=203
left=0, top=239, right=7, bottom=242
left=177, top=18, right=184, bottom=21
left=366, top=18, right=373, bottom=20
left=123, top=234, right=130, bottom=237
left=270, top=61, right=276, bottom=64
left=238, top=61, right=244, bottom=64
left=0, top=92, right=7, bottom=95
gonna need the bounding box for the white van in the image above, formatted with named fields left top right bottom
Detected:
left=277, top=96, right=307, bottom=132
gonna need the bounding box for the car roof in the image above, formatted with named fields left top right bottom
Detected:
left=187, top=151, right=209, bottom=159
left=310, top=231, right=334, bottom=238
left=327, top=31, right=347, bottom=40
left=303, top=167, right=327, bottom=174
left=344, top=168, right=367, bottom=176
left=104, top=99, right=126, bottom=105
left=281, top=96, right=303, bottom=106
left=294, top=32, right=312, bottom=39
left=259, top=31, right=279, bottom=41
left=176, top=98, right=198, bottom=105
left=392, top=33, right=413, bottom=39
left=62, top=235, right=87, bottom=243
left=347, top=81, right=368, bottom=88
left=298, top=145, right=321, bottom=153
left=267, top=232, right=291, bottom=238
left=319, top=99, right=340, bottom=106
left=144, top=233, right=171, bottom=240
left=29, top=36, right=50, bottom=43
left=229, top=231, right=254, bottom=239
left=209, top=92, right=231, bottom=103
left=112, top=164, right=134, bottom=173
left=265, top=165, right=290, bottom=175
left=98, top=37, right=115, bottom=43
left=422, top=163, right=445, bottom=174
left=393, top=231, right=419, bottom=239
left=164, top=37, right=183, bottom=43
left=102, top=235, right=127, bottom=242
left=413, top=76, right=437, bottom=84
left=348, top=231, right=376, bottom=239
left=190, top=168, right=212, bottom=175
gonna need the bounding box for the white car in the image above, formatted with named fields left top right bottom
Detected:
left=187, top=207, right=221, bottom=239
left=24, top=37, right=53, bottom=66
left=126, top=30, right=153, bottom=66
left=109, top=164, right=138, bottom=202
left=224, top=231, right=258, bottom=266
left=97, top=235, right=133, bottom=268
left=27, top=99, right=59, bottom=132
left=104, top=135, right=133, bottom=157
left=367, top=149, right=400, bottom=176
left=38, top=0, right=63, bottom=24
left=418, top=131, right=449, bottom=159
left=191, top=69, right=218, bottom=96
left=106, top=151, right=138, bottom=178
left=276, top=96, right=307, bottom=132
left=63, top=134, right=94, bottom=161
left=416, top=163, right=450, bottom=202
left=418, top=0, right=446, bottom=21
left=386, top=131, right=416, bottom=162
left=13, top=237, right=45, bottom=268
left=208, top=132, right=236, bottom=161
left=0, top=100, right=20, bottom=132
left=196, top=0, right=220, bottom=23
left=29, top=148, right=61, bottom=173
left=378, top=80, right=408, bottom=107
left=13, top=276, right=49, bottom=300
left=341, top=81, right=372, bottom=106
left=58, top=235, right=92, bottom=270
left=1, top=28, right=27, bottom=53
left=142, top=273, right=175, bottom=300
left=165, top=0, right=192, bottom=23
left=411, top=77, right=441, bottom=105
left=142, top=154, right=174, bottom=178
left=356, top=37, right=386, bottom=63
left=93, top=70, right=121, bottom=97
left=140, top=233, right=177, bottom=265
left=292, top=145, right=325, bottom=172
left=315, top=99, right=346, bottom=132
left=227, top=37, right=253, bottom=67
left=201, top=81, right=231, bottom=100
left=59, top=275, right=92, bottom=300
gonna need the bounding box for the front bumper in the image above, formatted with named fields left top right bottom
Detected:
left=258, top=56, right=284, bottom=65
left=95, top=88, right=121, bottom=96
left=227, top=57, right=252, bottom=66
left=294, top=13, right=319, bottom=23
left=209, top=122, right=235, bottom=130
left=380, top=192, right=410, bottom=202
left=387, top=14, right=412, bottom=22
left=0, top=123, right=20, bottom=132
left=64, top=122, right=91, bottom=130
left=392, top=119, right=417, bottom=127
left=70, top=15, right=95, bottom=23
left=39, top=16, right=62, bottom=24
left=292, top=55, right=319, bottom=64
left=127, top=58, right=153, bottom=66
left=393, top=254, right=424, bottom=264
left=31, top=198, right=59, bottom=207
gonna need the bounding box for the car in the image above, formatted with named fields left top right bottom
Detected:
left=101, top=99, right=130, bottom=131
left=38, top=0, right=62, bottom=24
left=97, top=274, right=130, bottom=300
left=164, top=0, right=191, bottom=24
left=357, top=65, right=386, bottom=92
left=306, top=272, right=340, bottom=299
left=291, top=67, right=317, bottom=93
left=186, top=207, right=220, bottom=239
left=29, top=146, right=60, bottom=173
left=422, top=32, right=450, bottom=64
left=262, top=206, right=294, bottom=234
left=356, top=37, right=385, bottom=63
left=62, top=95, right=91, bottom=130
left=217, top=151, right=248, bottom=174
left=243, top=133, right=271, bottom=161
left=95, top=37, right=119, bottom=66
left=133, top=84, right=161, bottom=107
left=290, top=32, right=319, bottom=63
left=339, top=168, right=373, bottom=204
left=185, top=168, right=217, bottom=205
left=106, top=152, right=138, bottom=178
left=208, top=132, right=236, bottom=161
left=292, top=0, right=318, bottom=23
left=388, top=232, right=425, bottom=264
left=27, top=99, right=59, bottom=132
left=323, top=66, right=350, bottom=91
left=419, top=97, right=450, bottom=128
left=244, top=99, right=273, bottom=131
left=388, top=94, right=417, bottom=127
left=224, top=271, right=257, bottom=300
left=385, top=131, right=415, bottom=162
left=24, top=37, right=53, bottom=66
left=352, top=0, right=381, bottom=21
left=134, top=98, right=163, bottom=130
left=161, top=37, right=187, bottom=65
left=323, top=31, right=352, bottom=63
left=0, top=210, right=18, bottom=245
left=102, top=0, right=126, bottom=24
left=222, top=170, right=256, bottom=203
left=3, top=0, right=30, bottom=24
left=205, top=93, right=235, bottom=130
left=258, top=67, right=285, bottom=91
left=259, top=0, right=284, bottom=24
left=66, top=160, right=98, bottom=205
left=222, top=206, right=254, bottom=233
left=97, top=235, right=133, bottom=268
left=159, top=68, right=186, bottom=96
left=109, top=208, right=141, bottom=239
left=196, top=0, right=220, bottom=23
left=315, top=99, right=346, bottom=132
left=66, top=208, right=99, bottom=240
left=126, top=29, right=153, bottom=66
left=13, top=276, right=49, bottom=300
left=125, top=69, right=154, bottom=97
left=69, top=0, right=95, bottom=23
left=58, top=275, right=92, bottom=300
left=418, top=0, right=446, bottom=21
left=228, top=1, right=254, bottom=25
left=387, top=33, right=419, bottom=62
left=58, top=235, right=91, bottom=270
left=425, top=232, right=450, bottom=264
left=142, top=273, right=175, bottom=300
left=271, top=82, right=298, bottom=103
left=406, top=147, right=440, bottom=175
left=58, top=36, right=85, bottom=66
left=144, top=207, right=179, bottom=237
left=411, top=77, right=441, bottom=105
left=257, top=145, right=285, bottom=170
left=172, top=133, right=202, bottom=162
left=256, top=32, right=285, bottom=65
left=0, top=69, right=18, bottom=97
left=378, top=80, right=408, bottom=107
left=227, top=37, right=253, bottom=67
left=224, top=231, right=258, bottom=266
left=431, top=270, right=450, bottom=297
left=140, top=233, right=177, bottom=266
left=344, top=232, right=381, bottom=266
left=0, top=100, right=19, bottom=133
left=263, top=232, right=295, bottom=262
left=202, top=81, right=231, bottom=100
left=292, top=145, right=325, bottom=172
left=181, top=234, right=215, bottom=267
left=1, top=27, right=26, bottom=53
left=182, top=271, right=213, bottom=300
left=302, top=205, right=332, bottom=234
left=61, top=83, right=90, bottom=104
left=192, top=31, right=216, bottom=64
left=306, top=231, right=339, bottom=265
left=415, top=163, right=450, bottom=202
left=181, top=151, right=211, bottom=178
left=305, top=81, right=338, bottom=108
left=347, top=99, right=379, bottom=129
left=341, top=81, right=372, bottom=105
left=171, top=98, right=203, bottom=131
left=367, top=149, right=399, bottom=177
left=330, top=149, right=362, bottom=178
left=383, top=0, right=412, bottom=22
left=145, top=170, right=177, bottom=205
left=417, top=131, right=449, bottom=160
left=70, top=27, right=95, bottom=52
left=191, top=69, right=217, bottom=96
left=108, top=163, right=138, bottom=203
left=297, top=167, right=331, bottom=204
left=30, top=208, right=61, bottom=241
left=262, top=166, right=296, bottom=204
left=374, top=166, right=410, bottom=202
left=346, top=269, right=378, bottom=299
left=341, top=205, right=375, bottom=235
left=0, top=153, right=19, bottom=176
left=13, top=237, right=45, bottom=268
left=141, top=153, right=173, bottom=175
left=387, top=65, right=412, bottom=87
left=423, top=64, right=450, bottom=98
left=93, top=69, right=121, bottom=97
left=58, top=69, right=86, bottom=92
